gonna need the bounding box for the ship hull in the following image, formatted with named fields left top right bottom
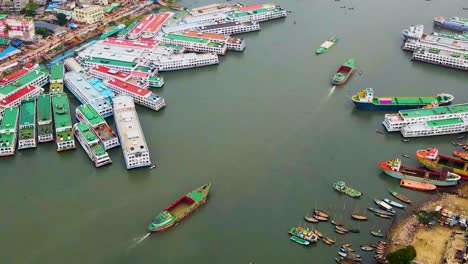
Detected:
left=379, top=162, right=458, bottom=186
left=434, top=20, right=468, bottom=32
left=353, top=100, right=452, bottom=111
left=416, top=156, right=468, bottom=180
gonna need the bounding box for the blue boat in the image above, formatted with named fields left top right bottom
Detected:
left=434, top=16, right=468, bottom=32
left=351, top=88, right=454, bottom=111
left=373, top=198, right=396, bottom=214
left=383, top=199, right=405, bottom=209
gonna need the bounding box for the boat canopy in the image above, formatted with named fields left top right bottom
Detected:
left=321, top=41, right=334, bottom=49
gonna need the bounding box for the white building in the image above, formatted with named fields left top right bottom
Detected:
left=74, top=5, right=103, bottom=24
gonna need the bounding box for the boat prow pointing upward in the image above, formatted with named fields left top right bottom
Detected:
left=332, top=58, right=355, bottom=85
left=147, top=183, right=211, bottom=232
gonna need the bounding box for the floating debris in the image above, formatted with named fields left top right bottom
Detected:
left=376, top=129, right=384, bottom=134
left=401, top=139, right=410, bottom=142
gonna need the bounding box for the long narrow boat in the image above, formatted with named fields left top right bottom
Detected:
left=351, top=214, right=368, bottom=221
left=288, top=226, right=319, bottom=243
left=389, top=190, right=412, bottom=204
left=290, top=235, right=310, bottom=246
left=416, top=148, right=468, bottom=179
left=331, top=58, right=355, bottom=85
left=371, top=230, right=384, bottom=238
left=400, top=179, right=436, bottom=191
left=374, top=199, right=396, bottom=214
left=315, top=36, right=338, bottom=54
left=304, top=215, right=319, bottom=223
left=147, top=183, right=211, bottom=232
left=313, top=209, right=329, bottom=218
left=352, top=88, right=454, bottom=111
left=368, top=207, right=394, bottom=216
left=453, top=151, right=468, bottom=160
left=374, top=213, right=392, bottom=219
left=383, top=199, right=405, bottom=209
left=380, top=158, right=461, bottom=186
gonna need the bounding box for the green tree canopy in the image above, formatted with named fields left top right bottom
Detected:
left=22, top=1, right=38, bottom=16
left=387, top=246, right=417, bottom=264
left=36, top=28, right=47, bottom=37
left=56, top=13, right=68, bottom=26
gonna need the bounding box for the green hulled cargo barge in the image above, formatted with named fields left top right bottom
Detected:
left=73, top=122, right=112, bottom=167
left=51, top=93, right=75, bottom=151
left=37, top=94, right=53, bottom=143
left=0, top=107, right=19, bottom=156
left=18, top=98, right=36, bottom=149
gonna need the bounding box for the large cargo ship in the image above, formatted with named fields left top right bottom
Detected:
left=18, top=98, right=36, bottom=149
left=104, top=78, right=166, bottom=111
left=0, top=106, right=19, bottom=156
left=76, top=104, right=119, bottom=150
left=49, top=62, right=64, bottom=94
left=113, top=96, right=151, bottom=169
left=352, top=88, right=454, bottom=111
left=379, top=158, right=461, bottom=186
left=383, top=103, right=468, bottom=132
left=64, top=71, right=114, bottom=118
left=51, top=93, right=75, bottom=151
left=37, top=93, right=53, bottom=143
left=434, top=16, right=468, bottom=32
left=416, top=148, right=468, bottom=179
left=73, top=122, right=112, bottom=167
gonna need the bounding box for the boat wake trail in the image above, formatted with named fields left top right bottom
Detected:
left=127, top=233, right=151, bottom=250
left=328, top=86, right=336, bottom=97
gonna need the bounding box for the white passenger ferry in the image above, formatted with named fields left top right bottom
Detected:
left=73, top=122, right=112, bottom=167
left=401, top=117, right=468, bottom=137
left=155, top=52, right=219, bottom=71
left=412, top=48, right=468, bottom=71
left=113, top=96, right=151, bottom=169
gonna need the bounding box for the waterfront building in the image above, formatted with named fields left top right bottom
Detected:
left=64, top=71, right=114, bottom=118
left=227, top=4, right=287, bottom=23
left=18, top=98, right=36, bottom=149
left=0, top=0, right=28, bottom=15
left=51, top=93, right=75, bottom=151
left=0, top=16, right=35, bottom=41
left=383, top=103, right=468, bottom=132
left=49, top=62, right=65, bottom=94
left=160, top=33, right=227, bottom=55
left=0, top=106, right=19, bottom=156
left=76, top=104, right=119, bottom=150
left=74, top=5, right=104, bottom=24
left=73, top=122, right=112, bottom=167
left=104, top=78, right=166, bottom=111
left=36, top=93, right=53, bottom=143
left=113, top=96, right=151, bottom=169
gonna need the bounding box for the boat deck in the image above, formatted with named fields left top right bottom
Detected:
left=374, top=96, right=446, bottom=105
left=400, top=103, right=468, bottom=119
left=168, top=201, right=191, bottom=217
left=0, top=107, right=19, bottom=148
left=426, top=118, right=464, bottom=127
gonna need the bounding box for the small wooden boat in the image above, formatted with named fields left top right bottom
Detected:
left=384, top=198, right=405, bottom=209
left=313, top=229, right=324, bottom=238
left=331, top=58, right=356, bottom=85
left=313, top=209, right=329, bottom=218
left=457, top=135, right=465, bottom=139
left=290, top=235, right=310, bottom=246
left=331, top=220, right=342, bottom=226
left=370, top=243, right=378, bottom=248
left=374, top=213, right=392, bottom=219
left=367, top=207, right=394, bottom=216
left=340, top=247, right=354, bottom=253
left=371, top=230, right=384, bottom=238
left=147, top=183, right=211, bottom=232
left=402, top=154, right=411, bottom=158
left=323, top=236, right=335, bottom=244
left=335, top=225, right=349, bottom=233
left=342, top=243, right=352, bottom=248
left=360, top=245, right=374, bottom=251
left=149, top=164, right=156, bottom=169
left=374, top=198, right=396, bottom=214
left=389, top=190, right=412, bottom=204
left=304, top=216, right=319, bottom=223
left=314, top=215, right=329, bottom=221
left=400, top=179, right=436, bottom=191
left=351, top=214, right=367, bottom=221
left=335, top=228, right=347, bottom=234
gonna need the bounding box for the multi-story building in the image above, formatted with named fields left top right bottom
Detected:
left=0, top=0, right=27, bottom=13
left=74, top=5, right=103, bottom=24
left=0, top=15, right=35, bottom=41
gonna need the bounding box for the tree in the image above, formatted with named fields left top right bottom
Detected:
left=36, top=28, right=47, bottom=38
left=108, top=21, right=116, bottom=26
left=22, top=1, right=38, bottom=16
left=387, top=246, right=417, bottom=264
left=56, top=13, right=68, bottom=26
left=416, top=210, right=440, bottom=225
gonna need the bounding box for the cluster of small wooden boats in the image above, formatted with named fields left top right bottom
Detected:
left=288, top=225, right=335, bottom=246
left=336, top=244, right=362, bottom=263
left=332, top=181, right=362, bottom=198
left=372, top=241, right=388, bottom=262
left=304, top=209, right=330, bottom=223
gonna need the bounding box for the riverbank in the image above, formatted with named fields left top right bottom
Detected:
left=387, top=182, right=468, bottom=263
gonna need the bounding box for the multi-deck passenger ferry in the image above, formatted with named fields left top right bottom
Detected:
left=18, top=98, right=36, bottom=149
left=76, top=104, right=119, bottom=150
left=51, top=93, right=75, bottom=151
left=73, top=122, right=112, bottom=167
left=434, top=16, right=468, bottom=32
left=37, top=93, right=54, bottom=143
left=0, top=106, right=19, bottom=156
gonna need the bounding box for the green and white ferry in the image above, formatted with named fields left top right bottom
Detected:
left=76, top=104, right=119, bottom=150
left=51, top=93, right=75, bottom=151
left=73, top=122, right=112, bottom=167
left=37, top=94, right=54, bottom=143
left=0, top=106, right=19, bottom=156
left=18, top=98, right=36, bottom=149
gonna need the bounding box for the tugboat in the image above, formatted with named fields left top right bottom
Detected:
left=331, top=58, right=355, bottom=85
left=332, top=181, right=362, bottom=198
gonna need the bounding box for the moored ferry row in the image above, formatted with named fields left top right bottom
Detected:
left=412, top=48, right=468, bottom=71
left=51, top=93, right=76, bottom=151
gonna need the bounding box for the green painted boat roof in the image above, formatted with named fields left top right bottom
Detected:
left=148, top=76, right=162, bottom=81
left=77, top=104, right=104, bottom=127
left=159, top=43, right=185, bottom=50
left=0, top=38, right=11, bottom=45
left=163, top=33, right=210, bottom=44
left=400, top=103, right=468, bottom=119
left=372, top=95, right=450, bottom=105
left=50, top=62, right=64, bottom=81
left=19, top=98, right=35, bottom=127
left=186, top=184, right=211, bottom=203
left=51, top=93, right=72, bottom=129
left=37, top=94, right=51, bottom=122
left=76, top=122, right=106, bottom=156
left=0, top=69, right=48, bottom=96
left=0, top=107, right=19, bottom=147
left=82, top=57, right=137, bottom=68
left=426, top=118, right=464, bottom=127
left=118, top=20, right=139, bottom=36
left=228, top=7, right=284, bottom=18
left=343, top=58, right=356, bottom=68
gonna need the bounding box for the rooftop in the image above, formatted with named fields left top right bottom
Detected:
left=91, top=65, right=130, bottom=80
left=0, top=107, right=19, bottom=148
left=238, top=4, right=276, bottom=12
left=37, top=93, right=51, bottom=122
left=182, top=30, right=227, bottom=40
left=143, top=12, right=171, bottom=33
left=102, top=37, right=158, bottom=49
left=129, top=14, right=157, bottom=35
left=50, top=62, right=64, bottom=81
left=51, top=93, right=72, bottom=129
left=106, top=78, right=151, bottom=97
left=77, top=104, right=105, bottom=127
left=163, top=33, right=210, bottom=44
left=0, top=69, right=28, bottom=85
left=64, top=71, right=114, bottom=104
left=0, top=69, right=48, bottom=96
left=183, top=12, right=227, bottom=24
left=113, top=96, right=148, bottom=154
left=426, top=118, right=465, bottom=127
left=228, top=7, right=284, bottom=18
left=82, top=57, right=137, bottom=68
left=75, top=122, right=105, bottom=156
left=19, top=98, right=35, bottom=127
left=399, top=103, right=468, bottom=119
left=0, top=85, right=40, bottom=107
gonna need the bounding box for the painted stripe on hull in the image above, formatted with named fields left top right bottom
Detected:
left=382, top=168, right=457, bottom=186
left=417, top=157, right=468, bottom=180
